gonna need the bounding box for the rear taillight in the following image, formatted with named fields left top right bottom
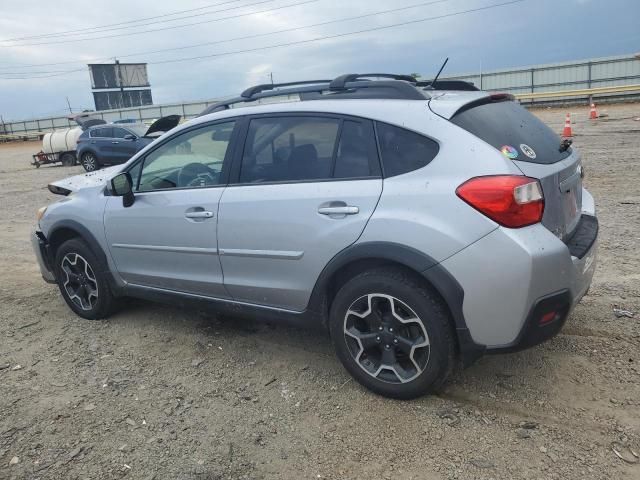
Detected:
left=456, top=175, right=544, bottom=228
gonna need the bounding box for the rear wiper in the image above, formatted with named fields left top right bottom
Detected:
left=559, top=138, right=573, bottom=152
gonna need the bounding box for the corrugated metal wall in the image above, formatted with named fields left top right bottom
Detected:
left=444, top=53, right=640, bottom=100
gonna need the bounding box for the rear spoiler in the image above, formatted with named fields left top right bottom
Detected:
left=451, top=93, right=516, bottom=118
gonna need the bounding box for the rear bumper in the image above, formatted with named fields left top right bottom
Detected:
left=442, top=212, right=598, bottom=354
left=31, top=230, right=56, bottom=283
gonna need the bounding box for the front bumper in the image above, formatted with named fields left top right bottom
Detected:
left=442, top=213, right=598, bottom=351
left=31, top=230, right=56, bottom=283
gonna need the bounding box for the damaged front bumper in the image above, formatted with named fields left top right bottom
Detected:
left=31, top=230, right=56, bottom=283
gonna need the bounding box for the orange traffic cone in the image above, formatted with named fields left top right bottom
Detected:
left=562, top=113, right=573, bottom=138
left=589, top=103, right=598, bottom=119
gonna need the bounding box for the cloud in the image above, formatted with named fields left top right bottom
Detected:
left=0, top=0, right=638, bottom=120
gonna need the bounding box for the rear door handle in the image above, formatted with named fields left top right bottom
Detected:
left=318, top=206, right=359, bottom=215
left=111, top=141, right=120, bottom=144
left=185, top=211, right=214, bottom=219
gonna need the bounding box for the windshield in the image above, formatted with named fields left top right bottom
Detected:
left=127, top=125, right=148, bottom=137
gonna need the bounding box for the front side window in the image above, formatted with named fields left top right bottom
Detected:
left=240, top=117, right=340, bottom=183
left=134, top=121, right=235, bottom=192
left=112, top=127, right=131, bottom=139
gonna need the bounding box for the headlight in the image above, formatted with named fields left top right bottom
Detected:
left=36, top=206, right=48, bottom=222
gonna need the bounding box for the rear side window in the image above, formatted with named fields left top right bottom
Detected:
left=240, top=117, right=339, bottom=183
left=450, top=100, right=571, bottom=164
left=334, top=120, right=380, bottom=179
left=376, top=122, right=440, bottom=177
left=90, top=127, right=112, bottom=138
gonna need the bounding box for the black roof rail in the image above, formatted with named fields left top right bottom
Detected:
left=417, top=79, right=479, bottom=91
left=330, top=73, right=416, bottom=90
left=241, top=80, right=332, bottom=99
left=200, top=73, right=432, bottom=116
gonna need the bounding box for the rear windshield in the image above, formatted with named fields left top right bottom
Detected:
left=450, top=100, right=571, bottom=164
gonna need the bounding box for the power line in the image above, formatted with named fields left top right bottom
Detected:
left=0, top=0, right=318, bottom=47
left=0, top=0, right=248, bottom=42
left=0, top=0, right=526, bottom=80
left=150, top=0, right=527, bottom=66
left=0, top=0, right=273, bottom=44
left=0, top=0, right=452, bottom=71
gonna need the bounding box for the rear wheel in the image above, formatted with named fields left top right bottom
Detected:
left=61, top=153, right=75, bottom=167
left=81, top=152, right=98, bottom=172
left=54, top=238, right=117, bottom=319
left=329, top=267, right=455, bottom=399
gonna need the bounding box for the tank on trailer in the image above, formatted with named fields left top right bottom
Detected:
left=31, top=114, right=106, bottom=168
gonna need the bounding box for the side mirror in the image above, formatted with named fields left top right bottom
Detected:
left=110, top=172, right=135, bottom=207
left=124, top=134, right=136, bottom=140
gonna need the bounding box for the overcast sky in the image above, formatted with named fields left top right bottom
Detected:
left=0, top=0, right=638, bottom=121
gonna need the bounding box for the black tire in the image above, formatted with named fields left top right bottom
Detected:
left=53, top=238, right=117, bottom=320
left=329, top=267, right=455, bottom=399
left=61, top=153, right=75, bottom=167
left=81, top=152, right=99, bottom=172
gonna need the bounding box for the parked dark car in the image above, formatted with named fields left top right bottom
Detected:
left=76, top=115, right=181, bottom=171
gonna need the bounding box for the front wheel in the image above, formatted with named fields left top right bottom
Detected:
left=54, top=238, right=117, bottom=320
left=81, top=152, right=99, bottom=172
left=329, top=267, right=455, bottom=399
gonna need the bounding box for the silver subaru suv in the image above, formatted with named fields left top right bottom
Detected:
left=32, top=74, right=598, bottom=399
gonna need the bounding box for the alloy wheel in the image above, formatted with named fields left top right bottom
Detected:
left=61, top=253, right=99, bottom=311
left=343, top=293, right=430, bottom=384
left=82, top=153, right=97, bottom=171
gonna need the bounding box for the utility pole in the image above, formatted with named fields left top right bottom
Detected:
left=115, top=59, right=126, bottom=108
left=269, top=72, right=274, bottom=85
left=66, top=97, right=72, bottom=114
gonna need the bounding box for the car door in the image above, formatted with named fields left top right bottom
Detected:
left=110, top=127, right=139, bottom=164
left=89, top=127, right=114, bottom=163
left=103, top=119, right=238, bottom=297
left=217, top=114, right=383, bottom=311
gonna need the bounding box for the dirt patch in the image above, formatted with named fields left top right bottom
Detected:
left=1, top=104, right=639, bottom=479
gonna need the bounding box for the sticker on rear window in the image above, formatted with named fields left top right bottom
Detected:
left=520, top=144, right=537, bottom=159
left=500, top=145, right=518, bottom=159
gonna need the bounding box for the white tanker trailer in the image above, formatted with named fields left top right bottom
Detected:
left=31, top=114, right=106, bottom=168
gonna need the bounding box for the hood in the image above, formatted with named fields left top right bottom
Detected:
left=427, top=91, right=491, bottom=119
left=48, top=165, right=122, bottom=196
left=70, top=113, right=107, bottom=130
left=144, top=114, right=181, bottom=137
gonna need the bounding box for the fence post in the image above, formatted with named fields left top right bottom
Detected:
left=587, top=61, right=593, bottom=105
left=530, top=68, right=535, bottom=106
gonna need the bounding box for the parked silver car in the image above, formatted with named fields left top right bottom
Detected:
left=32, top=75, right=598, bottom=398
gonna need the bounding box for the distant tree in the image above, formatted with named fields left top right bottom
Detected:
left=410, top=73, right=421, bottom=79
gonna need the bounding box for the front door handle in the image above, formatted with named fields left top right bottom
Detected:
left=185, top=211, right=214, bottom=219
left=111, top=141, right=120, bottom=144
left=318, top=206, right=359, bottom=215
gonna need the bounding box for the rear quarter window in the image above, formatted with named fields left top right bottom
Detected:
left=376, top=122, right=440, bottom=177
left=450, top=100, right=570, bottom=164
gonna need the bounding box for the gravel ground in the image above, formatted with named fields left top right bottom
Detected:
left=0, top=103, right=639, bottom=480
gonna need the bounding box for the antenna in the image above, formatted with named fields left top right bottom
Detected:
left=426, top=57, right=449, bottom=90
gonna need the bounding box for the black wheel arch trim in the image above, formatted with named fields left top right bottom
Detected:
left=45, top=220, right=121, bottom=295
left=307, top=241, right=486, bottom=365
